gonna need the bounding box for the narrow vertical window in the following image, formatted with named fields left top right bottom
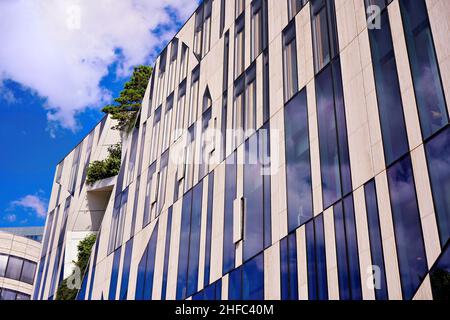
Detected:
left=184, top=125, right=196, bottom=192
left=387, top=156, right=428, bottom=300
left=179, top=44, right=189, bottom=82
left=199, top=104, right=212, bottom=180
left=156, top=151, right=169, bottom=216
left=150, top=106, right=162, bottom=163
left=233, top=76, right=245, bottom=148
left=204, top=172, right=215, bottom=286
left=68, top=143, right=82, bottom=194
left=311, top=0, right=339, bottom=74
left=189, top=66, right=200, bottom=126
left=333, top=196, right=362, bottom=300
left=285, top=89, right=313, bottom=232
left=161, top=207, right=173, bottom=300
left=235, top=15, right=245, bottom=78
left=236, top=0, right=245, bottom=18
left=425, top=127, right=450, bottom=247
left=364, top=180, right=388, bottom=300
left=220, top=0, right=226, bottom=36
left=306, top=214, right=328, bottom=300
left=280, top=232, right=299, bottom=300
left=262, top=50, right=270, bottom=123
left=127, top=128, right=139, bottom=185
left=242, top=253, right=265, bottom=299
left=135, top=222, right=159, bottom=300
left=221, top=93, right=228, bottom=162
left=283, top=22, right=299, bottom=103
left=168, top=39, right=179, bottom=93
left=162, top=93, right=174, bottom=152
left=368, top=10, right=409, bottom=166
left=223, top=31, right=230, bottom=91
left=175, top=80, right=187, bottom=141
left=223, top=152, right=237, bottom=275
left=119, top=239, right=133, bottom=300
left=399, top=0, right=448, bottom=139
left=243, top=125, right=271, bottom=262
left=287, top=0, right=303, bottom=21
left=316, top=60, right=352, bottom=210
left=142, top=163, right=157, bottom=228
left=203, top=0, right=213, bottom=56
left=108, top=246, right=122, bottom=300
left=194, top=6, right=204, bottom=58
left=250, top=0, right=267, bottom=61
left=245, top=65, right=257, bottom=134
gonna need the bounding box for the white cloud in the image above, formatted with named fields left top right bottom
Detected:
left=4, top=214, right=17, bottom=223
left=10, top=195, right=48, bottom=218
left=0, top=0, right=198, bottom=132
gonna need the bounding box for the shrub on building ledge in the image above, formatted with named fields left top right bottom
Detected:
left=85, top=143, right=121, bottom=186
left=56, top=234, right=97, bottom=300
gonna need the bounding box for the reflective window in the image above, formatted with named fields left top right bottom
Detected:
left=108, top=246, right=122, bottom=300
left=177, top=182, right=204, bottom=299
left=223, top=153, right=237, bottom=275
left=285, top=89, right=313, bottom=232
left=220, top=0, right=226, bottom=36
left=283, top=22, right=299, bottom=103
left=333, top=196, right=362, bottom=300
left=189, top=66, right=200, bottom=126
left=156, top=151, right=169, bottom=216
left=150, top=106, right=162, bottom=163
left=242, top=253, right=264, bottom=299
left=135, top=222, right=159, bottom=300
left=161, top=207, right=173, bottom=300
left=119, top=239, right=133, bottom=300
left=399, top=0, right=448, bottom=140
left=68, top=143, right=82, bottom=194
left=425, top=127, right=450, bottom=247
left=311, top=0, right=339, bottom=74
left=143, top=163, right=157, bottom=228
left=280, top=232, right=298, bottom=300
left=364, top=180, right=388, bottom=300
left=127, top=128, right=139, bottom=185
left=204, top=172, right=215, bottom=286
left=20, top=260, right=36, bottom=285
left=250, top=0, right=268, bottom=61
left=175, top=80, right=187, bottom=141
left=316, top=60, right=352, bottom=209
left=0, top=254, right=7, bottom=277
left=5, top=256, right=23, bottom=281
left=236, top=0, right=245, bottom=18
left=193, top=279, right=222, bottom=300
left=235, top=15, right=245, bottom=78
left=243, top=125, right=271, bottom=262
left=368, top=10, right=409, bottom=166
left=162, top=93, right=174, bottom=152
left=387, top=156, right=428, bottom=300
left=306, top=214, right=328, bottom=300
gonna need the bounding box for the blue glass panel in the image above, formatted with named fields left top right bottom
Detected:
left=316, top=65, right=342, bottom=208
left=281, top=233, right=299, bottom=300
left=244, top=133, right=264, bottom=261
left=369, top=10, right=409, bottom=166
left=425, top=127, right=450, bottom=247
left=108, top=246, right=122, bottom=300
left=228, top=267, right=242, bottom=300
left=77, top=272, right=88, bottom=300
left=161, top=207, right=173, bottom=300
left=223, top=153, right=237, bottom=275
left=364, top=180, right=388, bottom=300
left=242, top=253, right=264, bottom=300
left=186, top=181, right=204, bottom=297
left=176, top=190, right=193, bottom=300
left=119, top=239, right=133, bottom=300
left=343, top=196, right=362, bottom=300
left=399, top=0, right=448, bottom=139
left=333, top=201, right=351, bottom=300
left=87, top=233, right=100, bottom=300
left=285, top=89, right=313, bottom=232
left=33, top=257, right=45, bottom=300
left=387, top=156, right=428, bottom=300
left=204, top=173, right=215, bottom=286
left=215, top=279, right=222, bottom=300
left=315, top=214, right=328, bottom=300
left=143, top=223, right=159, bottom=300
left=306, top=220, right=318, bottom=300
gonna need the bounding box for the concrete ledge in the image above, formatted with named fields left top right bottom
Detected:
left=86, top=176, right=117, bottom=192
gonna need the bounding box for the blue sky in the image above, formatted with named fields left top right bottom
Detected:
left=0, top=0, right=198, bottom=228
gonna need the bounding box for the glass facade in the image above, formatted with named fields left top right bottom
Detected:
left=0, top=254, right=36, bottom=285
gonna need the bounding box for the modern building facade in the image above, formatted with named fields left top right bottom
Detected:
left=0, top=231, right=41, bottom=300
left=34, top=0, right=450, bottom=300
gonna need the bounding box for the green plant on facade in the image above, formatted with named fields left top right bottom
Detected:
left=102, top=65, right=152, bottom=133
left=56, top=234, right=97, bottom=300
left=85, top=143, right=122, bottom=186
